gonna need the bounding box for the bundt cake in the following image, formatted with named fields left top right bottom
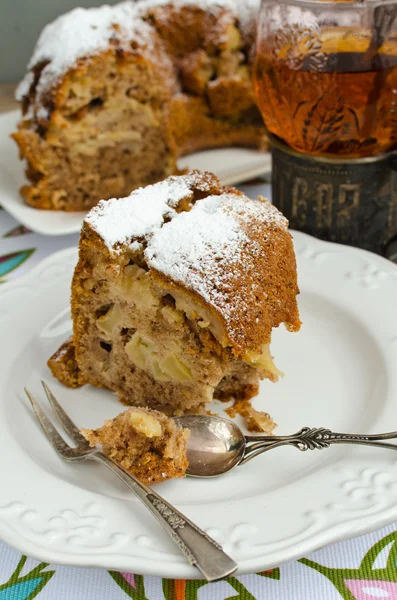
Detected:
left=48, top=170, right=301, bottom=415
left=12, top=0, right=266, bottom=212
left=81, top=406, right=189, bottom=484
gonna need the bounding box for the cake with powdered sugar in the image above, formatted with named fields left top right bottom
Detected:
left=48, top=170, right=300, bottom=418
left=12, top=0, right=265, bottom=212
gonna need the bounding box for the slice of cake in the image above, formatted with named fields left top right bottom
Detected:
left=48, top=170, right=300, bottom=414
left=81, top=407, right=188, bottom=484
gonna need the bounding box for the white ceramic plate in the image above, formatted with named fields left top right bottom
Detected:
left=0, top=110, right=271, bottom=236
left=1, top=232, right=397, bottom=578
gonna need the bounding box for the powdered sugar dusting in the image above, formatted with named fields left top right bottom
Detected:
left=145, top=193, right=287, bottom=322
left=129, top=240, right=143, bottom=253
left=85, top=177, right=193, bottom=250
left=146, top=193, right=248, bottom=287
left=37, top=106, right=50, bottom=120
left=238, top=0, right=261, bottom=39
left=17, top=2, right=154, bottom=105
left=17, top=0, right=260, bottom=106
left=15, top=71, right=34, bottom=102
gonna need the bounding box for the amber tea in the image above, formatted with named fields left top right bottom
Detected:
left=254, top=30, right=397, bottom=158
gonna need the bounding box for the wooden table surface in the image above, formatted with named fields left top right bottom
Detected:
left=0, top=84, right=17, bottom=113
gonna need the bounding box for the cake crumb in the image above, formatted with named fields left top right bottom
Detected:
left=226, top=399, right=276, bottom=433
left=81, top=407, right=189, bottom=484
left=47, top=337, right=85, bottom=388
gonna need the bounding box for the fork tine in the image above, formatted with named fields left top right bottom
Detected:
left=25, top=387, right=82, bottom=461
left=41, top=381, right=89, bottom=446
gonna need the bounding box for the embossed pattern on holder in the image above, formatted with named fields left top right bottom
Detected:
left=271, top=135, right=397, bottom=255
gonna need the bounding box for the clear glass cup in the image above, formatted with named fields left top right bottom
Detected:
left=253, top=0, right=397, bottom=158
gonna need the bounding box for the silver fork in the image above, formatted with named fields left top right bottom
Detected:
left=25, top=382, right=238, bottom=582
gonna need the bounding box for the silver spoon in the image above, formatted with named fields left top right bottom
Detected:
left=174, top=415, right=397, bottom=478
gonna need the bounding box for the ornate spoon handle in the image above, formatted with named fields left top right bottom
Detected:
left=240, top=427, right=397, bottom=465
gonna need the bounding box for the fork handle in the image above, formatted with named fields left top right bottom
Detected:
left=241, top=427, right=397, bottom=464
left=92, top=452, right=237, bottom=582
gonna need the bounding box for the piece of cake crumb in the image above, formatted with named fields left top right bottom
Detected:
left=226, top=399, right=276, bottom=434
left=81, top=407, right=189, bottom=484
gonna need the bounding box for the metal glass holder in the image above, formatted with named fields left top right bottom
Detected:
left=270, top=134, right=397, bottom=256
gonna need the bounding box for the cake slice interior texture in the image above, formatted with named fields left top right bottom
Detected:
left=81, top=407, right=189, bottom=484
left=12, top=1, right=265, bottom=211
left=48, top=170, right=300, bottom=415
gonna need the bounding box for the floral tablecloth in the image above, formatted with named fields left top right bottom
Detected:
left=2, top=181, right=397, bottom=600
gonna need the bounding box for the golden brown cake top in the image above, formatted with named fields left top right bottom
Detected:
left=84, top=170, right=300, bottom=354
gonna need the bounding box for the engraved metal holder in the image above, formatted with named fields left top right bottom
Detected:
left=270, top=133, right=397, bottom=256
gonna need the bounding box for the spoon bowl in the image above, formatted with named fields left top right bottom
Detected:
left=174, top=415, right=246, bottom=477
left=175, top=415, right=397, bottom=478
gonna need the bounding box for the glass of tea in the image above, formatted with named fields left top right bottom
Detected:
left=253, top=0, right=397, bottom=254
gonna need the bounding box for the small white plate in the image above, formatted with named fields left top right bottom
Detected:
left=0, top=110, right=271, bottom=236
left=1, top=231, right=397, bottom=578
